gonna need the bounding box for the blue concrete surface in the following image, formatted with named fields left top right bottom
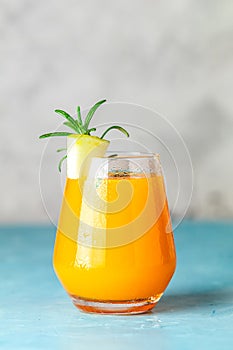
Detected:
left=0, top=221, right=233, bottom=350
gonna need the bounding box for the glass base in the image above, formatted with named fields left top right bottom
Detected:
left=70, top=294, right=162, bottom=315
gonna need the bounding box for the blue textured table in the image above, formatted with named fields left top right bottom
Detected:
left=1, top=222, right=233, bottom=350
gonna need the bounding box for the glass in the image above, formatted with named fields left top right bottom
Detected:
left=53, top=152, right=176, bottom=314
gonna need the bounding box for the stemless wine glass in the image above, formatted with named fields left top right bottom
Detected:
left=53, top=152, right=176, bottom=314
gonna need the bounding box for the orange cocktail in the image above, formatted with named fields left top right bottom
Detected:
left=53, top=153, right=176, bottom=314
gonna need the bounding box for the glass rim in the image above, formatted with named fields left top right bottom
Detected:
left=99, top=151, right=160, bottom=160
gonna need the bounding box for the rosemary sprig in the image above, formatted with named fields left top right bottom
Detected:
left=55, top=109, right=82, bottom=133
left=100, top=126, right=129, bottom=139
left=39, top=132, right=72, bottom=139
left=39, top=99, right=129, bottom=172
left=58, top=155, right=67, bottom=172
left=84, top=99, right=106, bottom=130
left=76, top=106, right=82, bottom=125
left=56, top=148, right=67, bottom=153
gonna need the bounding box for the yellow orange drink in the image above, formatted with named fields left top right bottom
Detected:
left=53, top=153, right=176, bottom=314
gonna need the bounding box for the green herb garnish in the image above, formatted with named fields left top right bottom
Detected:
left=39, top=99, right=129, bottom=171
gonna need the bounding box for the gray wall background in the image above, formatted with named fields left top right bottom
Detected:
left=1, top=0, right=233, bottom=223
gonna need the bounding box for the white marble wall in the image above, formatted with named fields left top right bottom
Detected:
left=1, top=0, right=233, bottom=223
